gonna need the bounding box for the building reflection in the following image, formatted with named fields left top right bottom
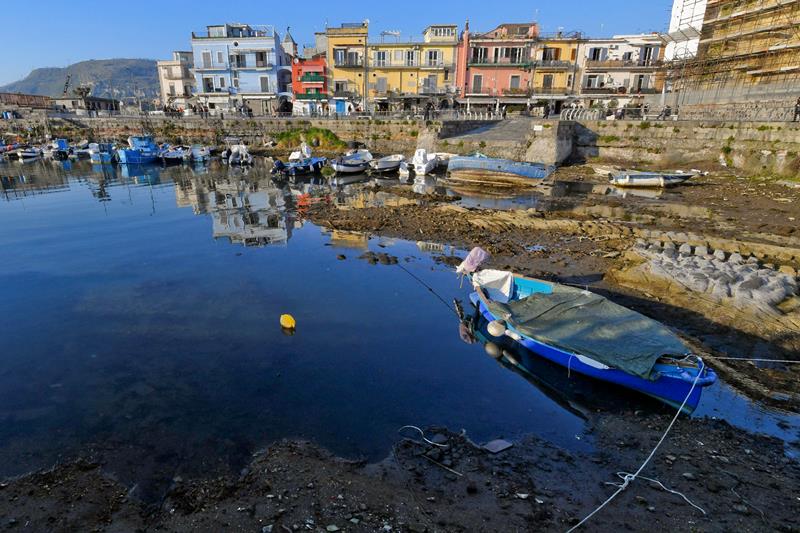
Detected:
left=174, top=171, right=297, bottom=247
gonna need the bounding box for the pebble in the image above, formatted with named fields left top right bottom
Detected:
left=678, top=243, right=693, bottom=255
left=733, top=504, right=750, bottom=515
left=326, top=526, right=340, bottom=532
left=714, top=249, right=726, bottom=261
left=262, top=526, right=274, bottom=533
left=682, top=472, right=696, bottom=481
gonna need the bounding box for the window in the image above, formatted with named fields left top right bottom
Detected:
left=393, top=50, right=403, bottom=63
left=426, top=50, right=440, bottom=66
left=374, top=50, right=387, bottom=67
left=571, top=48, right=577, bottom=61
left=203, top=77, right=214, bottom=92
left=216, top=51, right=224, bottom=65
left=219, top=77, right=226, bottom=88
left=509, top=76, right=520, bottom=90
left=202, top=51, right=212, bottom=68
left=471, top=47, right=487, bottom=63
left=334, top=81, right=347, bottom=93
left=406, top=50, right=416, bottom=66
left=584, top=74, right=600, bottom=88
left=260, top=77, right=270, bottom=92
left=542, top=74, right=554, bottom=89
left=509, top=48, right=523, bottom=63
left=233, top=78, right=240, bottom=88
left=376, top=77, right=387, bottom=93
left=542, top=48, right=560, bottom=61
left=622, top=52, right=633, bottom=61
left=472, top=74, right=483, bottom=92
left=334, top=49, right=346, bottom=65
left=169, top=83, right=176, bottom=96
left=588, top=47, right=603, bottom=61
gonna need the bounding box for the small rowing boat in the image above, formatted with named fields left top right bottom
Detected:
left=610, top=171, right=694, bottom=188
left=447, top=153, right=554, bottom=186
left=459, top=249, right=716, bottom=413
left=370, top=154, right=405, bottom=173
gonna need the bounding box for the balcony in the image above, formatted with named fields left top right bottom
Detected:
left=584, top=59, right=663, bottom=69
left=532, top=60, right=575, bottom=69
left=334, top=59, right=364, bottom=68
left=371, top=60, right=419, bottom=68
left=296, top=92, right=328, bottom=100
left=333, top=90, right=360, bottom=99
left=419, top=61, right=455, bottom=69
left=468, top=58, right=529, bottom=67
left=581, top=86, right=659, bottom=95
left=466, top=87, right=571, bottom=96
left=300, top=73, right=325, bottom=83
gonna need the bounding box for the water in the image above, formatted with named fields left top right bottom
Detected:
left=0, top=160, right=796, bottom=499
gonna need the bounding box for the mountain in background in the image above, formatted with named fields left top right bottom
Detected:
left=0, top=59, right=160, bottom=101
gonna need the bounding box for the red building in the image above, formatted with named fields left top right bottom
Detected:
left=292, top=55, right=328, bottom=115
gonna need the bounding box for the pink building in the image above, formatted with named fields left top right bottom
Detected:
left=455, top=22, right=539, bottom=100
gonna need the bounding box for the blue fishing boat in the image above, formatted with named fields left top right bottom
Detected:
left=116, top=136, right=159, bottom=165
left=463, top=264, right=716, bottom=413
left=272, top=157, right=327, bottom=176
left=447, top=153, right=554, bottom=185
left=89, top=143, right=115, bottom=164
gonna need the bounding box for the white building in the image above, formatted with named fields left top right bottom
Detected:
left=663, top=0, right=708, bottom=61
left=580, top=34, right=664, bottom=105
left=157, top=51, right=195, bottom=109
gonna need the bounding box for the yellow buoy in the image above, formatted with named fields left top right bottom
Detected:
left=280, top=314, right=296, bottom=330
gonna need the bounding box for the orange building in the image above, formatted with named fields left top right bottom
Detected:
left=292, top=55, right=328, bottom=115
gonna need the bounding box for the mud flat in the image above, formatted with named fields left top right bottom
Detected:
left=1, top=414, right=797, bottom=532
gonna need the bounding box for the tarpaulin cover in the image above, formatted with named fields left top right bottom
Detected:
left=484, top=283, right=690, bottom=380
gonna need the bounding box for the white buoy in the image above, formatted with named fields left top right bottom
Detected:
left=487, top=320, right=506, bottom=338
left=484, top=342, right=502, bottom=359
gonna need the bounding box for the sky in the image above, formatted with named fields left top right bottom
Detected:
left=1, top=0, right=674, bottom=86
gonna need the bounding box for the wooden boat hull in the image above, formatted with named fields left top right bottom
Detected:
left=448, top=156, right=554, bottom=187
left=469, top=291, right=716, bottom=413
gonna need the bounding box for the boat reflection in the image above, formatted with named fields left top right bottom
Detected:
left=460, top=303, right=655, bottom=416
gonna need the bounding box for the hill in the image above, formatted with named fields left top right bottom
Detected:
left=0, top=59, right=159, bottom=100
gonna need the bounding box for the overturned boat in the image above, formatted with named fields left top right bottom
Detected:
left=610, top=171, right=693, bottom=188
left=459, top=252, right=716, bottom=413
left=447, top=153, right=554, bottom=186
left=412, top=148, right=437, bottom=176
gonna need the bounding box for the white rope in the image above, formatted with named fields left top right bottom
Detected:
left=397, top=425, right=449, bottom=448
left=607, top=472, right=706, bottom=515
left=710, top=357, right=800, bottom=364
left=566, top=360, right=705, bottom=532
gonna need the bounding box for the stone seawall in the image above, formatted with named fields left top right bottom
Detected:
left=573, top=120, right=800, bottom=177
left=3, top=114, right=800, bottom=176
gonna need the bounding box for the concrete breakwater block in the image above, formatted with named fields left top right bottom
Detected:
left=634, top=241, right=798, bottom=315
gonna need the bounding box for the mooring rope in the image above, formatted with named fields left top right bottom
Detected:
left=566, top=359, right=706, bottom=532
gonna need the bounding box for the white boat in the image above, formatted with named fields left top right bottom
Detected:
left=18, top=147, right=42, bottom=160
left=160, top=146, right=190, bottom=165
left=412, top=148, right=437, bottom=176
left=398, top=161, right=410, bottom=179
left=370, top=154, right=405, bottom=173
left=289, top=142, right=313, bottom=162
left=190, top=145, right=211, bottom=162
left=430, top=152, right=457, bottom=169
left=610, top=171, right=694, bottom=188
left=331, top=149, right=373, bottom=174
left=224, top=144, right=254, bottom=166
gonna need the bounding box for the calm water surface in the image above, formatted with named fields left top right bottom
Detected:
left=0, top=160, right=796, bottom=499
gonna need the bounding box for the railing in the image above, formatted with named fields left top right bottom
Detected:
left=419, top=61, right=455, bottom=68
left=467, top=87, right=572, bottom=96
left=468, top=58, right=529, bottom=66
left=584, top=59, right=663, bottom=69
left=300, top=73, right=325, bottom=82
left=191, top=25, right=275, bottom=39
left=371, top=60, right=419, bottom=68
left=581, top=87, right=617, bottom=94
left=532, top=60, right=575, bottom=69
left=295, top=92, right=327, bottom=100
left=334, top=59, right=364, bottom=68
left=333, top=90, right=360, bottom=99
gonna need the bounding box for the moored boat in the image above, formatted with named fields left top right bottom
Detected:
left=88, top=143, right=115, bottom=164
left=447, top=153, right=554, bottom=186
left=159, top=145, right=191, bottom=165
left=116, top=135, right=159, bottom=165
left=459, top=250, right=716, bottom=413
left=370, top=154, right=405, bottom=173
left=272, top=142, right=327, bottom=176
left=18, top=147, right=43, bottom=161
left=330, top=149, right=373, bottom=174
left=610, top=171, right=694, bottom=188
left=411, top=148, right=437, bottom=176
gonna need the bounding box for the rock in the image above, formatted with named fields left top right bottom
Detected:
left=350, top=518, right=361, bottom=524
left=326, top=526, right=340, bottom=532
left=713, top=249, right=726, bottom=261
left=430, top=433, right=448, bottom=445
left=678, top=243, right=693, bottom=255
left=694, top=245, right=708, bottom=257
left=733, top=504, right=750, bottom=515
left=359, top=503, right=368, bottom=511
left=262, top=526, right=274, bottom=533
left=483, top=439, right=513, bottom=454
left=682, top=472, right=696, bottom=481
left=337, top=254, right=346, bottom=260
left=727, top=253, right=744, bottom=264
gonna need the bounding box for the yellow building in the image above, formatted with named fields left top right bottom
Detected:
left=326, top=22, right=369, bottom=113
left=529, top=32, right=581, bottom=95
left=325, top=22, right=458, bottom=113
left=367, top=25, right=459, bottom=112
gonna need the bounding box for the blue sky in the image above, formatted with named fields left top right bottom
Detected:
left=2, top=0, right=673, bottom=85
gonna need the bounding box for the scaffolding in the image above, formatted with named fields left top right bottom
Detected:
left=661, top=0, right=800, bottom=120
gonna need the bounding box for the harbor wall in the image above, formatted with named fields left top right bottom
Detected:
left=3, top=114, right=800, bottom=177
